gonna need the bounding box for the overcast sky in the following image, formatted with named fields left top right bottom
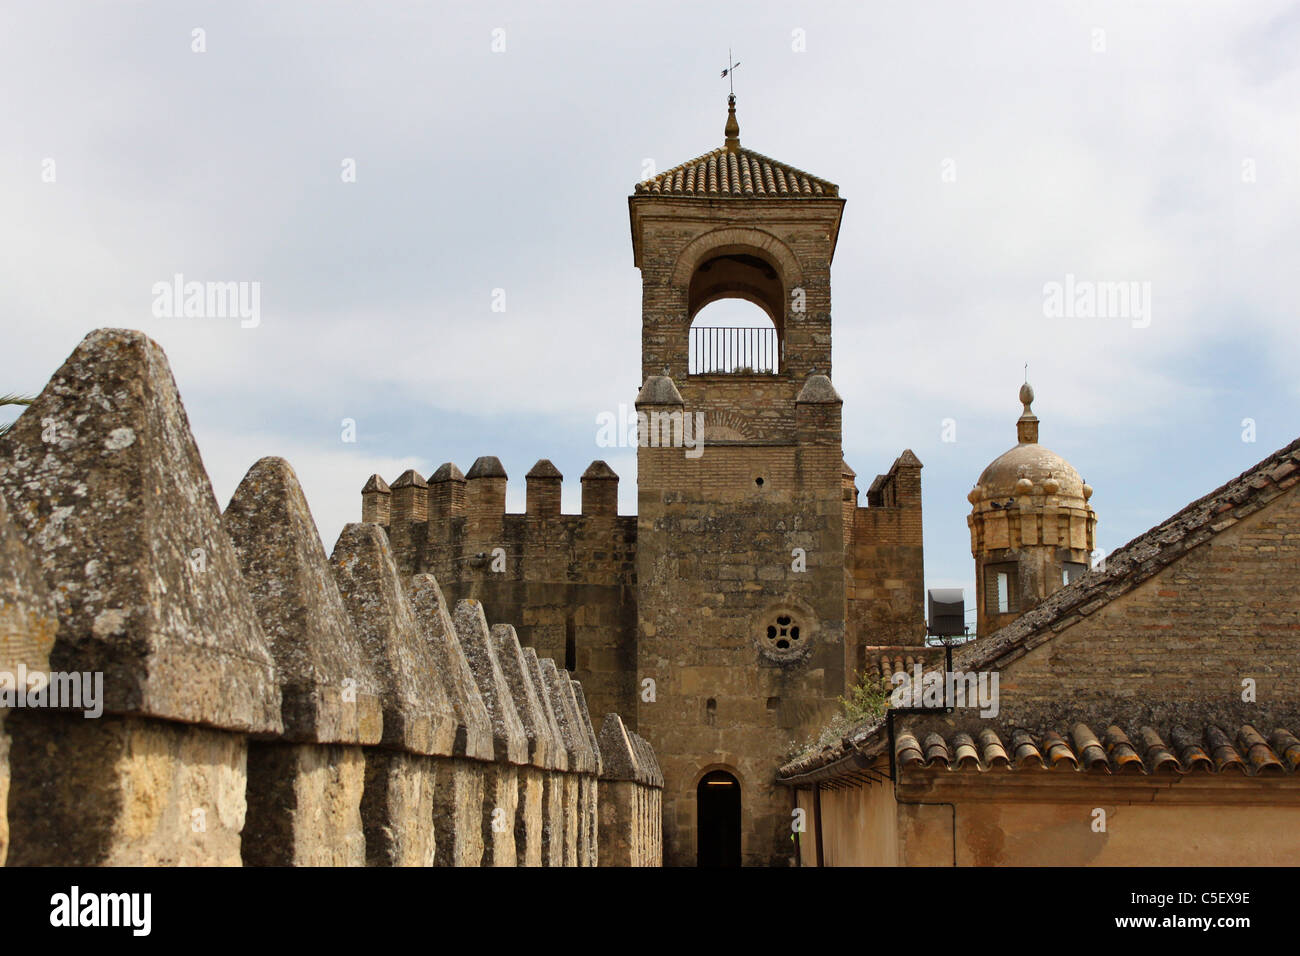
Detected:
left=3, top=1, right=1298, bottom=626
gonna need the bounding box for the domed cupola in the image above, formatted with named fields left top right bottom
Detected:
left=967, top=382, right=1097, bottom=637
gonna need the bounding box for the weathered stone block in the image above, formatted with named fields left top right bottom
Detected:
left=523, top=647, right=568, bottom=773
left=481, top=763, right=519, bottom=867
left=0, top=329, right=280, bottom=732
left=330, top=523, right=458, bottom=756
left=242, top=741, right=366, bottom=866
left=541, top=771, right=565, bottom=866
left=6, top=712, right=246, bottom=866
left=432, top=758, right=485, bottom=867
left=517, top=766, right=546, bottom=866
left=452, top=600, right=527, bottom=764
left=0, top=492, right=56, bottom=683
left=223, top=457, right=383, bottom=745
left=360, top=750, right=437, bottom=866
left=541, top=658, right=596, bottom=773
left=491, top=623, right=562, bottom=770
left=407, top=575, right=495, bottom=761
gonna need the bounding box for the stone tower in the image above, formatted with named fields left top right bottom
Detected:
left=357, top=92, right=926, bottom=867
left=630, top=96, right=849, bottom=867
left=967, top=382, right=1097, bottom=637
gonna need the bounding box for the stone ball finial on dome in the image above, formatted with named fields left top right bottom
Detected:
left=1016, top=380, right=1039, bottom=445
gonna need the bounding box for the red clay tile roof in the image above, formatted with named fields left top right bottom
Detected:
left=634, top=146, right=839, bottom=199
left=897, top=723, right=1299, bottom=776
left=859, top=647, right=944, bottom=685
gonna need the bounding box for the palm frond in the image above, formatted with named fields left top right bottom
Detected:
left=0, top=393, right=35, bottom=438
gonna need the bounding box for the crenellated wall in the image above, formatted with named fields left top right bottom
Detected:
left=361, top=458, right=639, bottom=734
left=843, top=450, right=928, bottom=683
left=0, top=328, right=662, bottom=867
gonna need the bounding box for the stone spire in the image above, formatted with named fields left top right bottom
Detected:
left=1016, top=381, right=1039, bottom=445
left=724, top=94, right=740, bottom=152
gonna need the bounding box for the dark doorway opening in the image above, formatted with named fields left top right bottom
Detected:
left=697, top=770, right=741, bottom=867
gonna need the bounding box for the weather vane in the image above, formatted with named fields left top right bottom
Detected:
left=720, top=48, right=741, bottom=95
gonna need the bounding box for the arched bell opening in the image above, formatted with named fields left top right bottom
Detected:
left=687, top=248, right=784, bottom=375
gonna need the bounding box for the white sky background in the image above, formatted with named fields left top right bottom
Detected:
left=2, top=1, right=1298, bottom=626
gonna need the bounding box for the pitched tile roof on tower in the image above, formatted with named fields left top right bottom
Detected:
left=635, top=146, right=838, bottom=198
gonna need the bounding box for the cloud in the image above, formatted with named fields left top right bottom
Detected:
left=2, top=0, right=1298, bottom=619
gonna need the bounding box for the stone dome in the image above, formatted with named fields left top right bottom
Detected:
left=975, top=442, right=1087, bottom=502
left=968, top=382, right=1091, bottom=505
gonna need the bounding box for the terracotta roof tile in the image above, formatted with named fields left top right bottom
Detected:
left=1042, top=730, right=1078, bottom=770
left=1270, top=729, right=1300, bottom=770
left=1137, top=725, right=1180, bottom=773
left=890, top=724, right=1299, bottom=777
left=1104, top=725, right=1144, bottom=773
left=978, top=727, right=1009, bottom=767
left=952, top=732, right=980, bottom=768
left=1170, top=726, right=1214, bottom=772
left=634, top=146, right=839, bottom=199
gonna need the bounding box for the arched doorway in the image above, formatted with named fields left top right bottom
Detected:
left=697, top=770, right=741, bottom=867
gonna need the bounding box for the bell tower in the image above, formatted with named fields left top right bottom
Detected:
left=629, top=97, right=849, bottom=866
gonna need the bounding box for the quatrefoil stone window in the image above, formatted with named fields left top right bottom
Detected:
left=760, top=610, right=810, bottom=662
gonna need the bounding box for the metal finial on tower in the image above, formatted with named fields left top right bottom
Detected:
left=720, top=48, right=741, bottom=95
left=721, top=49, right=741, bottom=151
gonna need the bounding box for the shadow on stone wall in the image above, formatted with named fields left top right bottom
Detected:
left=0, top=328, right=661, bottom=867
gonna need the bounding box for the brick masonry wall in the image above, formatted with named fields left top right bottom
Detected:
left=968, top=480, right=1300, bottom=732
left=633, top=201, right=843, bottom=385
left=383, top=498, right=639, bottom=730
left=846, top=459, right=926, bottom=675
left=637, top=433, right=847, bottom=867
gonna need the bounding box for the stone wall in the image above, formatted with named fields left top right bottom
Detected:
left=596, top=714, right=664, bottom=867
left=634, top=369, right=848, bottom=867
left=845, top=450, right=927, bottom=680
left=363, top=461, right=638, bottom=735
left=0, top=328, right=662, bottom=866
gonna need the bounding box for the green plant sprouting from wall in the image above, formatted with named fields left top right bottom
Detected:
left=784, top=674, right=893, bottom=762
